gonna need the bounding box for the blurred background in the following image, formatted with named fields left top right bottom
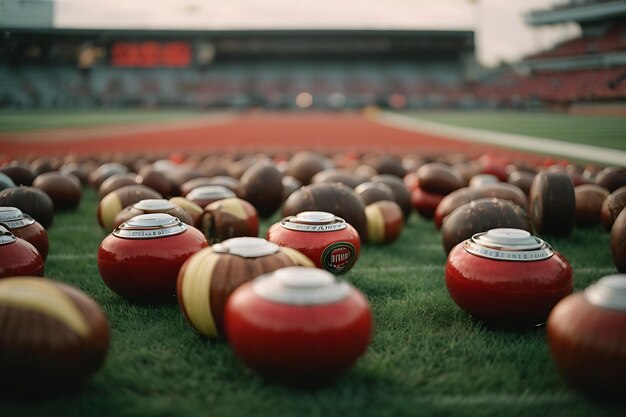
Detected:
left=0, top=0, right=624, bottom=111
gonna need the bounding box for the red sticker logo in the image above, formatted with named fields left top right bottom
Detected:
left=321, top=242, right=356, bottom=275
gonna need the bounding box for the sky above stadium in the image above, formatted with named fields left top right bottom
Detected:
left=55, top=0, right=579, bottom=66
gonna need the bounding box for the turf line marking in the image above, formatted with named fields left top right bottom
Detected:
left=357, top=265, right=443, bottom=273
left=376, top=111, right=626, bottom=165
left=61, top=224, right=91, bottom=231
left=48, top=253, right=96, bottom=261
left=574, top=266, right=618, bottom=274
left=412, top=393, right=573, bottom=406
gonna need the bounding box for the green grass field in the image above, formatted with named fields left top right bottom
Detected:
left=407, top=111, right=626, bottom=151
left=0, top=109, right=208, bottom=132
left=0, top=187, right=623, bottom=417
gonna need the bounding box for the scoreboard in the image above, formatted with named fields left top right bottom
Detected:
left=110, top=42, right=192, bottom=68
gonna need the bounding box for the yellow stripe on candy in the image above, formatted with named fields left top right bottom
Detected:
left=0, top=277, right=89, bottom=337
left=181, top=248, right=220, bottom=337
left=100, top=194, right=123, bottom=231
left=366, top=205, right=385, bottom=244
left=216, top=198, right=247, bottom=220
left=281, top=247, right=315, bottom=267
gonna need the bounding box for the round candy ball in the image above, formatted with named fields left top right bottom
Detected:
left=0, top=225, right=44, bottom=278
left=547, top=275, right=626, bottom=400
left=89, top=162, right=128, bottom=190
left=372, top=174, right=412, bottom=220
left=0, top=277, right=109, bottom=392
left=177, top=237, right=314, bottom=338
left=365, top=200, right=404, bottom=244
left=112, top=199, right=193, bottom=230
left=0, top=172, right=16, bottom=192
left=574, top=184, right=609, bottom=227
left=283, top=182, right=367, bottom=240
left=441, top=198, right=532, bottom=254
left=355, top=181, right=394, bottom=206
left=0, top=164, right=35, bottom=186
left=224, top=267, right=372, bottom=386
left=446, top=228, right=573, bottom=327
left=169, top=197, right=204, bottom=229
left=435, top=182, right=528, bottom=230
left=239, top=160, right=284, bottom=218
left=33, top=172, right=82, bottom=211
left=267, top=211, right=361, bottom=274
left=201, top=197, right=260, bottom=244
left=601, top=186, right=626, bottom=232
left=98, top=213, right=208, bottom=302
left=416, top=162, right=465, bottom=195
left=311, top=169, right=362, bottom=189
left=410, top=186, right=445, bottom=219
left=529, top=171, right=575, bottom=237
left=286, top=151, right=331, bottom=185
left=595, top=166, right=626, bottom=192
left=611, top=208, right=626, bottom=272
left=97, top=184, right=162, bottom=231
left=0, top=206, right=48, bottom=260
left=0, top=186, right=54, bottom=228
left=98, top=173, right=139, bottom=200
left=186, top=185, right=236, bottom=209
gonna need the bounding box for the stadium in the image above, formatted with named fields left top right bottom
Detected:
left=0, top=1, right=625, bottom=416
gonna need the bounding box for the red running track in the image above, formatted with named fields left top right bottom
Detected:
left=0, top=111, right=546, bottom=165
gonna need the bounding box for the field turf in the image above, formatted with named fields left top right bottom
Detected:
left=406, top=111, right=626, bottom=151
left=0, top=109, right=208, bottom=132
left=0, top=187, right=623, bottom=417
left=0, top=109, right=624, bottom=417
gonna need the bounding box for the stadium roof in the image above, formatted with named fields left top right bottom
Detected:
left=2, top=28, right=474, bottom=53
left=525, top=0, right=626, bottom=25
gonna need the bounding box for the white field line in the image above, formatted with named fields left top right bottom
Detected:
left=47, top=253, right=95, bottom=261
left=574, top=266, right=618, bottom=274
left=376, top=111, right=626, bottom=166
left=61, top=224, right=91, bottom=231
left=411, top=393, right=572, bottom=406
left=357, top=264, right=443, bottom=274
left=0, top=112, right=236, bottom=143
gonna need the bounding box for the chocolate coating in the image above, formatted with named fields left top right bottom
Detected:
left=435, top=183, right=529, bottom=229
left=441, top=198, right=532, bottom=254
left=286, top=151, right=331, bottom=185
left=311, top=169, right=361, bottom=189
left=202, top=198, right=260, bottom=244
left=595, top=166, right=626, bottom=192
left=239, top=160, right=284, bottom=218
left=0, top=186, right=54, bottom=228
left=0, top=277, right=110, bottom=392
left=417, top=162, right=465, bottom=195
left=137, top=168, right=176, bottom=198
left=98, top=173, right=139, bottom=200
left=355, top=181, right=395, bottom=206
left=507, top=170, right=536, bottom=196
left=33, top=172, right=82, bottom=211
left=371, top=174, right=412, bottom=220
left=97, top=185, right=162, bottom=230
left=529, top=171, right=575, bottom=237
left=0, top=164, right=35, bottom=186
left=575, top=184, right=610, bottom=227
left=611, top=208, right=626, bottom=272
left=283, top=182, right=367, bottom=240
left=601, top=186, right=626, bottom=232
left=364, top=154, right=406, bottom=178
